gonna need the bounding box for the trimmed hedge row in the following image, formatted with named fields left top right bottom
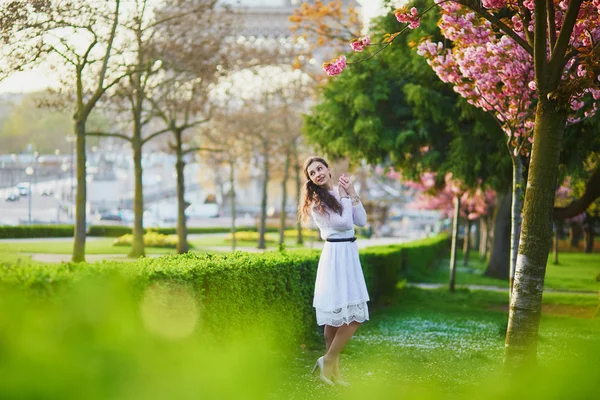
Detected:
left=0, top=225, right=75, bottom=239
left=0, top=224, right=280, bottom=239
left=0, top=234, right=449, bottom=345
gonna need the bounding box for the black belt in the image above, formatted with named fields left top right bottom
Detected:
left=326, top=237, right=356, bottom=243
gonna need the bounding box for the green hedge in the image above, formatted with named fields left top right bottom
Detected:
left=360, top=235, right=449, bottom=305
left=0, top=224, right=281, bottom=239
left=0, top=234, right=448, bottom=345
left=0, top=225, right=74, bottom=239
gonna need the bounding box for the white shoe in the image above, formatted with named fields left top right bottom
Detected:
left=310, top=357, right=334, bottom=386
left=332, top=375, right=350, bottom=387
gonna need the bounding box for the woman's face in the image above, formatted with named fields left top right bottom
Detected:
left=306, top=161, right=332, bottom=188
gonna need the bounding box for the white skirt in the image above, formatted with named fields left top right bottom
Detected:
left=313, top=241, right=370, bottom=326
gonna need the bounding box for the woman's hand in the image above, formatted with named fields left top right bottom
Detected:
left=338, top=174, right=357, bottom=197
left=338, top=178, right=348, bottom=197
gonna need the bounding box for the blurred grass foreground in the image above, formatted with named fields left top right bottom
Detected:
left=0, top=236, right=598, bottom=399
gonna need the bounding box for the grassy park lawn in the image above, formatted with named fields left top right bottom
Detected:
left=277, top=287, right=600, bottom=398
left=0, top=249, right=597, bottom=398
left=1, top=280, right=596, bottom=399
left=0, top=235, right=306, bottom=258
left=411, top=251, right=600, bottom=293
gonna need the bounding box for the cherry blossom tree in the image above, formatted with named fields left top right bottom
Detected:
left=324, top=0, right=600, bottom=365
left=406, top=172, right=496, bottom=290
left=415, top=1, right=600, bottom=294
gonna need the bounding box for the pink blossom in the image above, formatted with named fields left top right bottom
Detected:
left=322, top=55, right=346, bottom=76
left=409, top=19, right=420, bottom=29
left=570, top=99, right=584, bottom=111
left=350, top=40, right=365, bottom=52
left=395, top=6, right=420, bottom=29
left=350, top=35, right=370, bottom=52
left=482, top=0, right=507, bottom=9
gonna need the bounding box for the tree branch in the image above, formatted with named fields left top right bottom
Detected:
left=141, top=127, right=171, bottom=145
left=459, top=0, right=533, bottom=56
left=516, top=0, right=534, bottom=46
left=83, top=0, right=121, bottom=117
left=546, top=0, right=557, bottom=50
left=87, top=131, right=132, bottom=142
left=554, top=166, right=600, bottom=219
left=533, top=0, right=548, bottom=91
left=182, top=146, right=223, bottom=156
left=548, top=0, right=583, bottom=79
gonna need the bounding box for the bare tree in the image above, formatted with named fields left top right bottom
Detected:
left=204, top=116, right=252, bottom=252
left=144, top=0, right=232, bottom=253
left=88, top=0, right=230, bottom=256
left=0, top=0, right=132, bottom=262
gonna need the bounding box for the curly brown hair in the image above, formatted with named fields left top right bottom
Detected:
left=298, top=156, right=343, bottom=224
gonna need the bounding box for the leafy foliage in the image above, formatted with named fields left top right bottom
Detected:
left=303, top=0, right=510, bottom=190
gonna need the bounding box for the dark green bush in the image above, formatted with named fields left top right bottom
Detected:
left=361, top=235, right=449, bottom=305
left=0, top=224, right=280, bottom=238
left=0, top=225, right=74, bottom=239
left=0, top=235, right=448, bottom=344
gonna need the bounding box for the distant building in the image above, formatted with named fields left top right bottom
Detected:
left=227, top=0, right=356, bottom=39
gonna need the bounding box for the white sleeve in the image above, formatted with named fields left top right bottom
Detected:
left=311, top=198, right=354, bottom=231
left=352, top=202, right=367, bottom=227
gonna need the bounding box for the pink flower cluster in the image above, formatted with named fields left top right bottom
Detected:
left=404, top=172, right=496, bottom=220
left=322, top=55, right=346, bottom=76
left=481, top=0, right=507, bottom=9
left=417, top=1, right=600, bottom=154
left=395, top=7, right=420, bottom=29
left=350, top=35, right=371, bottom=52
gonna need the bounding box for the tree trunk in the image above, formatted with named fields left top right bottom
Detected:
left=258, top=141, right=269, bottom=250
left=229, top=159, right=236, bottom=252
left=72, top=120, right=87, bottom=263
left=569, top=222, right=583, bottom=248
left=510, top=155, right=524, bottom=293
left=175, top=133, right=188, bottom=254
left=505, top=101, right=567, bottom=366
left=449, top=195, right=461, bottom=292
left=480, top=212, right=491, bottom=261
left=485, top=189, right=511, bottom=279
left=293, top=140, right=303, bottom=245
left=463, top=218, right=472, bottom=266
left=130, top=138, right=145, bottom=258
left=473, top=218, right=481, bottom=252
left=553, top=221, right=560, bottom=265
left=279, top=148, right=291, bottom=246
left=584, top=216, right=594, bottom=253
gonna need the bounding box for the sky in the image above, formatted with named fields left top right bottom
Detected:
left=0, top=0, right=388, bottom=94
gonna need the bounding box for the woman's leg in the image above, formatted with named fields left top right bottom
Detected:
left=323, top=321, right=361, bottom=377
left=324, top=325, right=341, bottom=377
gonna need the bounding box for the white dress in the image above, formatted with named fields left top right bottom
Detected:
left=311, top=190, right=370, bottom=327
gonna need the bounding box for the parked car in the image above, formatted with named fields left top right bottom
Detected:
left=40, top=188, right=54, bottom=196
left=4, top=191, right=19, bottom=202
left=187, top=203, right=220, bottom=218
left=99, top=211, right=122, bottom=221
left=16, top=182, right=30, bottom=196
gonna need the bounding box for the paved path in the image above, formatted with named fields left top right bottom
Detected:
left=408, top=282, right=598, bottom=296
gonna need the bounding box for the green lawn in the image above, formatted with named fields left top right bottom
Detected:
left=276, top=287, right=599, bottom=399
left=411, top=250, right=600, bottom=293
left=1, top=276, right=597, bottom=399
left=0, top=245, right=597, bottom=399
left=0, top=235, right=306, bottom=257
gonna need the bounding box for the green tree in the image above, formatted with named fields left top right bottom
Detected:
left=303, top=0, right=511, bottom=275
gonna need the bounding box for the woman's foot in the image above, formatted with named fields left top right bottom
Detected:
left=311, top=357, right=334, bottom=386
left=332, top=361, right=350, bottom=386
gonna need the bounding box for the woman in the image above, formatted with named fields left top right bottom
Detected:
left=299, top=156, right=369, bottom=386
